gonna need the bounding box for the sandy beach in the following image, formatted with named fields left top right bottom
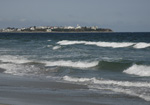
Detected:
left=0, top=73, right=103, bottom=105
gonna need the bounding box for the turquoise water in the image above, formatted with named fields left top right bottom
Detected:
left=0, top=32, right=150, bottom=105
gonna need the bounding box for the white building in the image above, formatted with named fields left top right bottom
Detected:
left=68, top=26, right=75, bottom=29
left=17, top=29, right=21, bottom=31
left=30, top=27, right=35, bottom=31
left=64, top=26, right=75, bottom=29
left=91, top=26, right=98, bottom=30
left=46, top=29, right=52, bottom=32
left=76, top=24, right=81, bottom=29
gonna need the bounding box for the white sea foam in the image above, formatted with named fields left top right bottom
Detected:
left=133, top=42, right=150, bottom=49
left=63, top=76, right=150, bottom=101
left=90, top=85, right=150, bottom=102
left=58, top=40, right=150, bottom=49
left=123, top=64, right=150, bottom=76
left=52, top=46, right=61, bottom=50
left=63, top=76, right=150, bottom=87
left=86, top=42, right=134, bottom=48
left=0, top=64, right=39, bottom=76
left=57, top=40, right=134, bottom=48
left=47, top=40, right=51, bottom=41
left=57, top=40, right=86, bottom=45
left=0, top=55, right=31, bottom=64
left=45, top=60, right=99, bottom=68
left=63, top=76, right=92, bottom=82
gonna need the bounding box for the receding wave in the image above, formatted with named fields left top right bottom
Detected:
left=57, top=40, right=150, bottom=49
left=63, top=76, right=150, bottom=101
left=45, top=60, right=99, bottom=68
left=63, top=76, right=150, bottom=87
left=123, top=64, right=150, bottom=77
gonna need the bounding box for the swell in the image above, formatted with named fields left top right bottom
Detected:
left=95, top=60, right=150, bottom=77
left=1, top=55, right=150, bottom=77
left=95, top=60, right=132, bottom=71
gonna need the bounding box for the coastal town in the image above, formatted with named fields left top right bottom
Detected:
left=0, top=25, right=113, bottom=32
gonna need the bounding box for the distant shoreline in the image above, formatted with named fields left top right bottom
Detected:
left=0, top=25, right=113, bottom=33
left=0, top=31, right=114, bottom=33
left=1, top=32, right=150, bottom=33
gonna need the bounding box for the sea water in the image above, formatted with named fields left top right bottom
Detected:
left=0, top=32, right=150, bottom=105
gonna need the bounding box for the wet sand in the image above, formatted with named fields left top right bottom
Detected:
left=0, top=73, right=104, bottom=105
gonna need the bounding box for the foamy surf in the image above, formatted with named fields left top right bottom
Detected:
left=45, top=60, right=99, bottom=68
left=133, top=42, right=150, bottom=49
left=57, top=40, right=134, bottom=48
left=0, top=55, right=31, bottom=64
left=63, top=76, right=150, bottom=87
left=63, top=76, right=150, bottom=101
left=0, top=64, right=40, bottom=76
left=86, top=42, right=134, bottom=48
left=123, top=64, right=150, bottom=76
left=90, top=85, right=150, bottom=102
left=57, top=40, right=150, bottom=49
left=57, top=40, right=86, bottom=45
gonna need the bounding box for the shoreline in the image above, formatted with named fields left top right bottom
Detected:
left=0, top=73, right=90, bottom=105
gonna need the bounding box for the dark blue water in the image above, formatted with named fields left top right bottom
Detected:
left=0, top=32, right=150, bottom=104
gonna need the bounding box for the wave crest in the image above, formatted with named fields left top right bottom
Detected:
left=57, top=40, right=150, bottom=49
left=133, top=42, right=150, bottom=49
left=123, top=64, right=150, bottom=76
left=45, top=60, right=99, bottom=68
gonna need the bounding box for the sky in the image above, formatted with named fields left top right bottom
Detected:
left=0, top=0, right=150, bottom=32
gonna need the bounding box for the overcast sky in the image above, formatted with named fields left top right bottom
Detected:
left=0, top=0, right=150, bottom=32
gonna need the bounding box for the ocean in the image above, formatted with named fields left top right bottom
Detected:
left=0, top=32, right=150, bottom=105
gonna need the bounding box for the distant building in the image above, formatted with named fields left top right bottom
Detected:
left=36, top=26, right=47, bottom=29
left=53, top=26, right=58, bottom=29
left=64, top=26, right=75, bottom=29
left=68, top=26, right=75, bottom=29
left=17, top=29, right=21, bottom=31
left=91, top=26, right=98, bottom=30
left=76, top=24, right=81, bottom=29
left=30, top=27, right=35, bottom=31
left=46, top=29, right=52, bottom=32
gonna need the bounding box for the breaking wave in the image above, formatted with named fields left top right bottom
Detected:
left=0, top=63, right=41, bottom=76
left=57, top=40, right=150, bottom=49
left=0, top=55, right=31, bottom=64
left=133, top=42, right=150, bottom=49
left=123, top=64, right=150, bottom=77
left=45, top=60, right=99, bottom=68
left=0, top=55, right=98, bottom=69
